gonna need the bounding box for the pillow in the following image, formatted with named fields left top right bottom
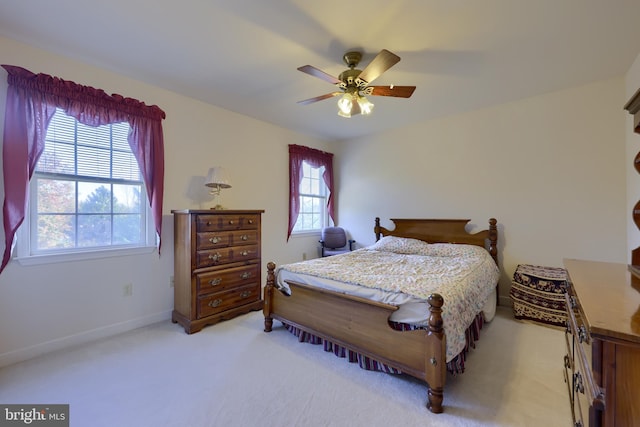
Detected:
left=425, top=243, right=489, bottom=258
left=369, top=236, right=431, bottom=255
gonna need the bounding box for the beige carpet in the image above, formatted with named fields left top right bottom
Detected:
left=0, top=307, right=570, bottom=426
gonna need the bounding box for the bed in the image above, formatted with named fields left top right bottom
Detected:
left=263, top=217, right=499, bottom=413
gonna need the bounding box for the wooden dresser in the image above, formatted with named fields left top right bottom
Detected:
left=563, top=258, right=640, bottom=426
left=171, top=209, right=264, bottom=333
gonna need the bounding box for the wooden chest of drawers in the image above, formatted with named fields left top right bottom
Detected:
left=171, top=209, right=264, bottom=333
left=563, top=259, right=640, bottom=427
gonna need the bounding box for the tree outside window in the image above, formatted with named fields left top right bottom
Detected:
left=30, top=108, right=147, bottom=254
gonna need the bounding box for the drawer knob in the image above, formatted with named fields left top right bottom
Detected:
left=209, top=236, right=220, bottom=244
left=209, top=278, right=222, bottom=286
left=241, top=272, right=252, bottom=279
left=207, top=221, right=212, bottom=226
left=228, top=220, right=234, bottom=225
left=241, top=250, right=249, bottom=256
left=208, top=299, right=222, bottom=308
left=248, top=219, right=254, bottom=224
left=208, top=253, right=221, bottom=262
left=429, top=357, right=437, bottom=366
left=240, top=290, right=251, bottom=298
left=578, top=325, right=588, bottom=343
left=573, top=372, right=585, bottom=394
left=241, top=234, right=248, bottom=241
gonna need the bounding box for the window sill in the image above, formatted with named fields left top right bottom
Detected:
left=290, top=230, right=321, bottom=239
left=16, top=246, right=157, bottom=266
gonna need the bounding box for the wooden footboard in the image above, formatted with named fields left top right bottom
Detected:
left=263, top=217, right=499, bottom=413
left=263, top=262, right=447, bottom=413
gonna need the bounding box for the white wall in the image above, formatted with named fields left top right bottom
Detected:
left=0, top=37, right=331, bottom=366
left=335, top=78, right=628, bottom=304
left=626, top=52, right=640, bottom=261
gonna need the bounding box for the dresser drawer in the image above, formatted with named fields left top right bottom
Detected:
left=229, top=229, right=259, bottom=246
left=196, top=214, right=260, bottom=232
left=196, top=232, right=231, bottom=249
left=196, top=264, right=259, bottom=296
left=231, top=245, right=260, bottom=262
left=196, top=247, right=233, bottom=268
left=196, top=229, right=259, bottom=250
left=565, top=291, right=604, bottom=425
left=196, top=244, right=260, bottom=268
left=565, top=331, right=592, bottom=427
left=197, top=284, right=260, bottom=318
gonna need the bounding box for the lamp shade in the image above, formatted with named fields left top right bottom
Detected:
left=337, top=93, right=353, bottom=116
left=337, top=92, right=373, bottom=118
left=205, top=167, right=232, bottom=189
left=357, top=95, right=374, bottom=115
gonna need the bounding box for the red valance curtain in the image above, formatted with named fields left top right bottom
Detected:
left=0, top=64, right=166, bottom=274
left=288, top=144, right=334, bottom=241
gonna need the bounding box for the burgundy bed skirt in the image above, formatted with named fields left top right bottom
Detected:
left=283, top=313, right=484, bottom=375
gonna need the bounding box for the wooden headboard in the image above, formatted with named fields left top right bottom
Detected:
left=374, top=217, right=498, bottom=265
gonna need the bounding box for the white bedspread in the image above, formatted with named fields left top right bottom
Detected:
left=277, top=238, right=499, bottom=362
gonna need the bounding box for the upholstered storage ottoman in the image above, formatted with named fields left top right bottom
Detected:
left=509, top=264, right=568, bottom=328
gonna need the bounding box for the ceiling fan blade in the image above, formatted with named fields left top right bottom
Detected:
left=356, top=49, right=401, bottom=85
left=365, top=86, right=416, bottom=98
left=297, top=65, right=342, bottom=85
left=297, top=92, right=342, bottom=105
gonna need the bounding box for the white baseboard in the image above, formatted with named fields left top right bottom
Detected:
left=0, top=310, right=172, bottom=368
left=499, top=295, right=513, bottom=308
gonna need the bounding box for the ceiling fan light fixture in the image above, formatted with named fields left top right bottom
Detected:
left=297, top=49, right=415, bottom=118
left=357, top=95, right=374, bottom=115
left=338, top=109, right=352, bottom=118
left=337, top=93, right=354, bottom=117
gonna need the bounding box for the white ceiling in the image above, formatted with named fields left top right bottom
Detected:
left=1, top=1, right=639, bottom=141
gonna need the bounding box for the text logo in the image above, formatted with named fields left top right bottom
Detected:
left=0, top=405, right=68, bottom=426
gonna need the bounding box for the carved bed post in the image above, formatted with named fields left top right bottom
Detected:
left=374, top=217, right=381, bottom=241
left=488, top=218, right=498, bottom=265
left=425, top=293, right=445, bottom=413
left=263, top=262, right=276, bottom=332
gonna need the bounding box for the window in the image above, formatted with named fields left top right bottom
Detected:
left=20, top=108, right=153, bottom=257
left=0, top=64, right=165, bottom=274
left=287, top=144, right=335, bottom=240
left=291, top=162, right=328, bottom=233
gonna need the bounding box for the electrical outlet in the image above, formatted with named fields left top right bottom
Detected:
left=123, top=283, right=133, bottom=297
left=169, top=275, right=174, bottom=288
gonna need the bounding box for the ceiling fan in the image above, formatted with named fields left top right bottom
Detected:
left=297, top=49, right=416, bottom=118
